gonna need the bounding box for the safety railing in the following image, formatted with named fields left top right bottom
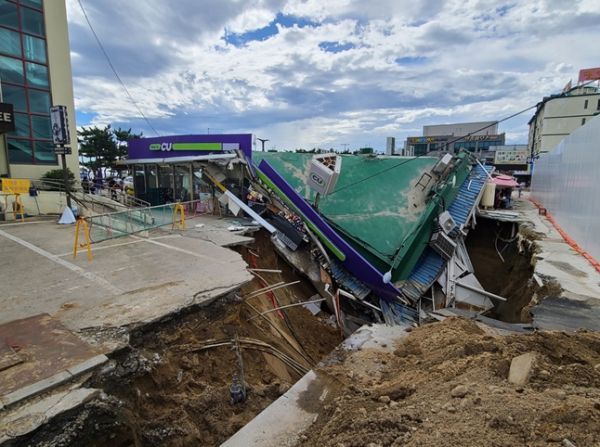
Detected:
left=87, top=197, right=217, bottom=243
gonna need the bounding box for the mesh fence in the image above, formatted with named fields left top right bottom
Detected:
left=87, top=197, right=217, bottom=243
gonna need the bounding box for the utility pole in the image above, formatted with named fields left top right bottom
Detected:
left=257, top=138, right=269, bottom=152
left=340, top=143, right=349, bottom=153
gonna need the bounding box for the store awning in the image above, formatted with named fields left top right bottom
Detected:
left=492, top=174, right=519, bottom=188
left=116, top=153, right=237, bottom=165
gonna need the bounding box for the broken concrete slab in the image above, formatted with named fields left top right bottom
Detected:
left=0, top=388, right=100, bottom=444
left=508, top=352, right=537, bottom=386
left=0, top=221, right=252, bottom=351
left=223, top=323, right=411, bottom=446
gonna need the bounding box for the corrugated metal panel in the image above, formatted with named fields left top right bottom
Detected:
left=405, top=163, right=492, bottom=294
left=448, top=163, right=492, bottom=227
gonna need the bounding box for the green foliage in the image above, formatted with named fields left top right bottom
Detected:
left=41, top=168, right=75, bottom=190
left=78, top=125, right=143, bottom=171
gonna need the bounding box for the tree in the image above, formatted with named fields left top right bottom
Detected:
left=78, top=125, right=143, bottom=173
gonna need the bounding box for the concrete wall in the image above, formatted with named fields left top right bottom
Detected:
left=0, top=0, right=79, bottom=180
left=531, top=113, right=600, bottom=261
left=1, top=190, right=66, bottom=220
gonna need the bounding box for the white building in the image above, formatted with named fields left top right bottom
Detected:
left=424, top=121, right=498, bottom=137
left=385, top=137, right=395, bottom=155
left=528, top=86, right=600, bottom=156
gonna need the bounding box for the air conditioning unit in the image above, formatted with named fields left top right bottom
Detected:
left=429, top=230, right=457, bottom=260
left=438, top=211, right=458, bottom=235
left=431, top=153, right=453, bottom=175
left=306, top=153, right=342, bottom=195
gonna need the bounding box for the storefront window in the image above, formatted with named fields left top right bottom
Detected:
left=134, top=165, right=146, bottom=194
left=174, top=165, right=191, bottom=202
left=145, top=165, right=157, bottom=189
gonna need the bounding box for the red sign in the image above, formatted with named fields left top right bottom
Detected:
left=578, top=67, right=600, bottom=83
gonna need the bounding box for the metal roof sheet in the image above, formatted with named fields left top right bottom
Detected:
left=405, top=163, right=492, bottom=294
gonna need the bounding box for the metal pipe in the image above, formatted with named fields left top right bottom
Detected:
left=244, top=281, right=300, bottom=300
left=246, top=298, right=326, bottom=321
left=452, top=279, right=507, bottom=302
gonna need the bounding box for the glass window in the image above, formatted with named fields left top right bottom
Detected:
left=20, top=7, right=44, bottom=36
left=0, top=55, right=24, bottom=83
left=30, top=113, right=50, bottom=139
left=22, top=33, right=46, bottom=63
left=2, top=83, right=27, bottom=111
left=7, top=138, right=33, bottom=163
left=9, top=111, right=29, bottom=137
left=0, top=1, right=18, bottom=29
left=33, top=141, right=57, bottom=165
left=584, top=99, right=588, bottom=109
left=134, top=165, right=146, bottom=193
left=25, top=61, right=48, bottom=88
left=0, top=27, right=22, bottom=57
left=27, top=88, right=50, bottom=113
left=20, top=0, right=42, bottom=9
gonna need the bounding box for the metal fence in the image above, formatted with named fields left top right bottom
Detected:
left=87, top=197, right=217, bottom=243
left=531, top=114, right=600, bottom=261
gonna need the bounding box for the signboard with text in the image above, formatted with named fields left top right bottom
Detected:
left=0, top=103, right=15, bottom=134
left=50, top=105, right=70, bottom=145
left=0, top=178, right=30, bottom=194
left=127, top=134, right=253, bottom=161
left=494, top=149, right=528, bottom=165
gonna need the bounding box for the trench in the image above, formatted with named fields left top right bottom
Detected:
left=17, top=232, right=342, bottom=447
left=465, top=217, right=537, bottom=323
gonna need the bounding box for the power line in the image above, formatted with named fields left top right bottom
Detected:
left=328, top=79, right=598, bottom=196
left=77, top=0, right=160, bottom=137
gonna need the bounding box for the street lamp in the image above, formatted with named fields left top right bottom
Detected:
left=257, top=138, right=269, bottom=152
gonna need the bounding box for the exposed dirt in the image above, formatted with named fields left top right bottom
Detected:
left=466, top=219, right=536, bottom=322
left=300, top=317, right=600, bottom=447
left=16, top=233, right=342, bottom=447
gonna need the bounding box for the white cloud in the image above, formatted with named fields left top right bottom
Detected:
left=67, top=0, right=600, bottom=148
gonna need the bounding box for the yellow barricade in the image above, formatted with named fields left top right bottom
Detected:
left=172, top=202, right=186, bottom=230
left=73, top=217, right=93, bottom=261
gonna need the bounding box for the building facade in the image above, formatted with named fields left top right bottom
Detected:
left=528, top=85, right=600, bottom=156
left=121, top=134, right=252, bottom=205
left=405, top=121, right=505, bottom=156
left=0, top=0, right=78, bottom=179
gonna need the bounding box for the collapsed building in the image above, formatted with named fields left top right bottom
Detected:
left=247, top=151, right=496, bottom=330
left=120, top=135, right=500, bottom=331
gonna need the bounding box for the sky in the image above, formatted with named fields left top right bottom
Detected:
left=66, top=0, right=600, bottom=152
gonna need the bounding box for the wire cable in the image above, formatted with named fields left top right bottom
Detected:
left=77, top=0, right=160, bottom=137
left=328, top=79, right=599, bottom=196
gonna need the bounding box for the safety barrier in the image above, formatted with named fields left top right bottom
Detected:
left=85, top=197, right=216, bottom=244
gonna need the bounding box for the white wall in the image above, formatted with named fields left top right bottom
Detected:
left=531, top=113, right=600, bottom=261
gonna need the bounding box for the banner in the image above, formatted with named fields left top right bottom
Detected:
left=1, top=178, right=31, bottom=194
left=578, top=67, right=600, bottom=83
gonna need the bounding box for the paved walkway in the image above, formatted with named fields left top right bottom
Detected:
left=0, top=216, right=252, bottom=349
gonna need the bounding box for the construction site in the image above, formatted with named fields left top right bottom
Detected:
left=1, top=115, right=600, bottom=447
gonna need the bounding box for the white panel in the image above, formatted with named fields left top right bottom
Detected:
left=531, top=114, right=600, bottom=261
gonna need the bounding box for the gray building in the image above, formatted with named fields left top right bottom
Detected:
left=405, top=121, right=505, bottom=156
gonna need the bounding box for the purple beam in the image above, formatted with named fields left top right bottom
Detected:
left=258, top=159, right=402, bottom=301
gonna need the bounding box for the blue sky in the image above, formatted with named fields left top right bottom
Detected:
left=66, top=0, right=600, bottom=151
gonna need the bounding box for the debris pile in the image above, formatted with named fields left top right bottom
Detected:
left=299, top=317, right=600, bottom=447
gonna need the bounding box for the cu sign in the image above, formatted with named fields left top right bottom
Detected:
left=149, top=143, right=173, bottom=151
left=310, top=173, right=324, bottom=186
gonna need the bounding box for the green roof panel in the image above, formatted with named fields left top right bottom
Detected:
left=253, top=152, right=438, bottom=263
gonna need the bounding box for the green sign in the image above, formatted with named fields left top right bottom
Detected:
left=149, top=142, right=223, bottom=152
